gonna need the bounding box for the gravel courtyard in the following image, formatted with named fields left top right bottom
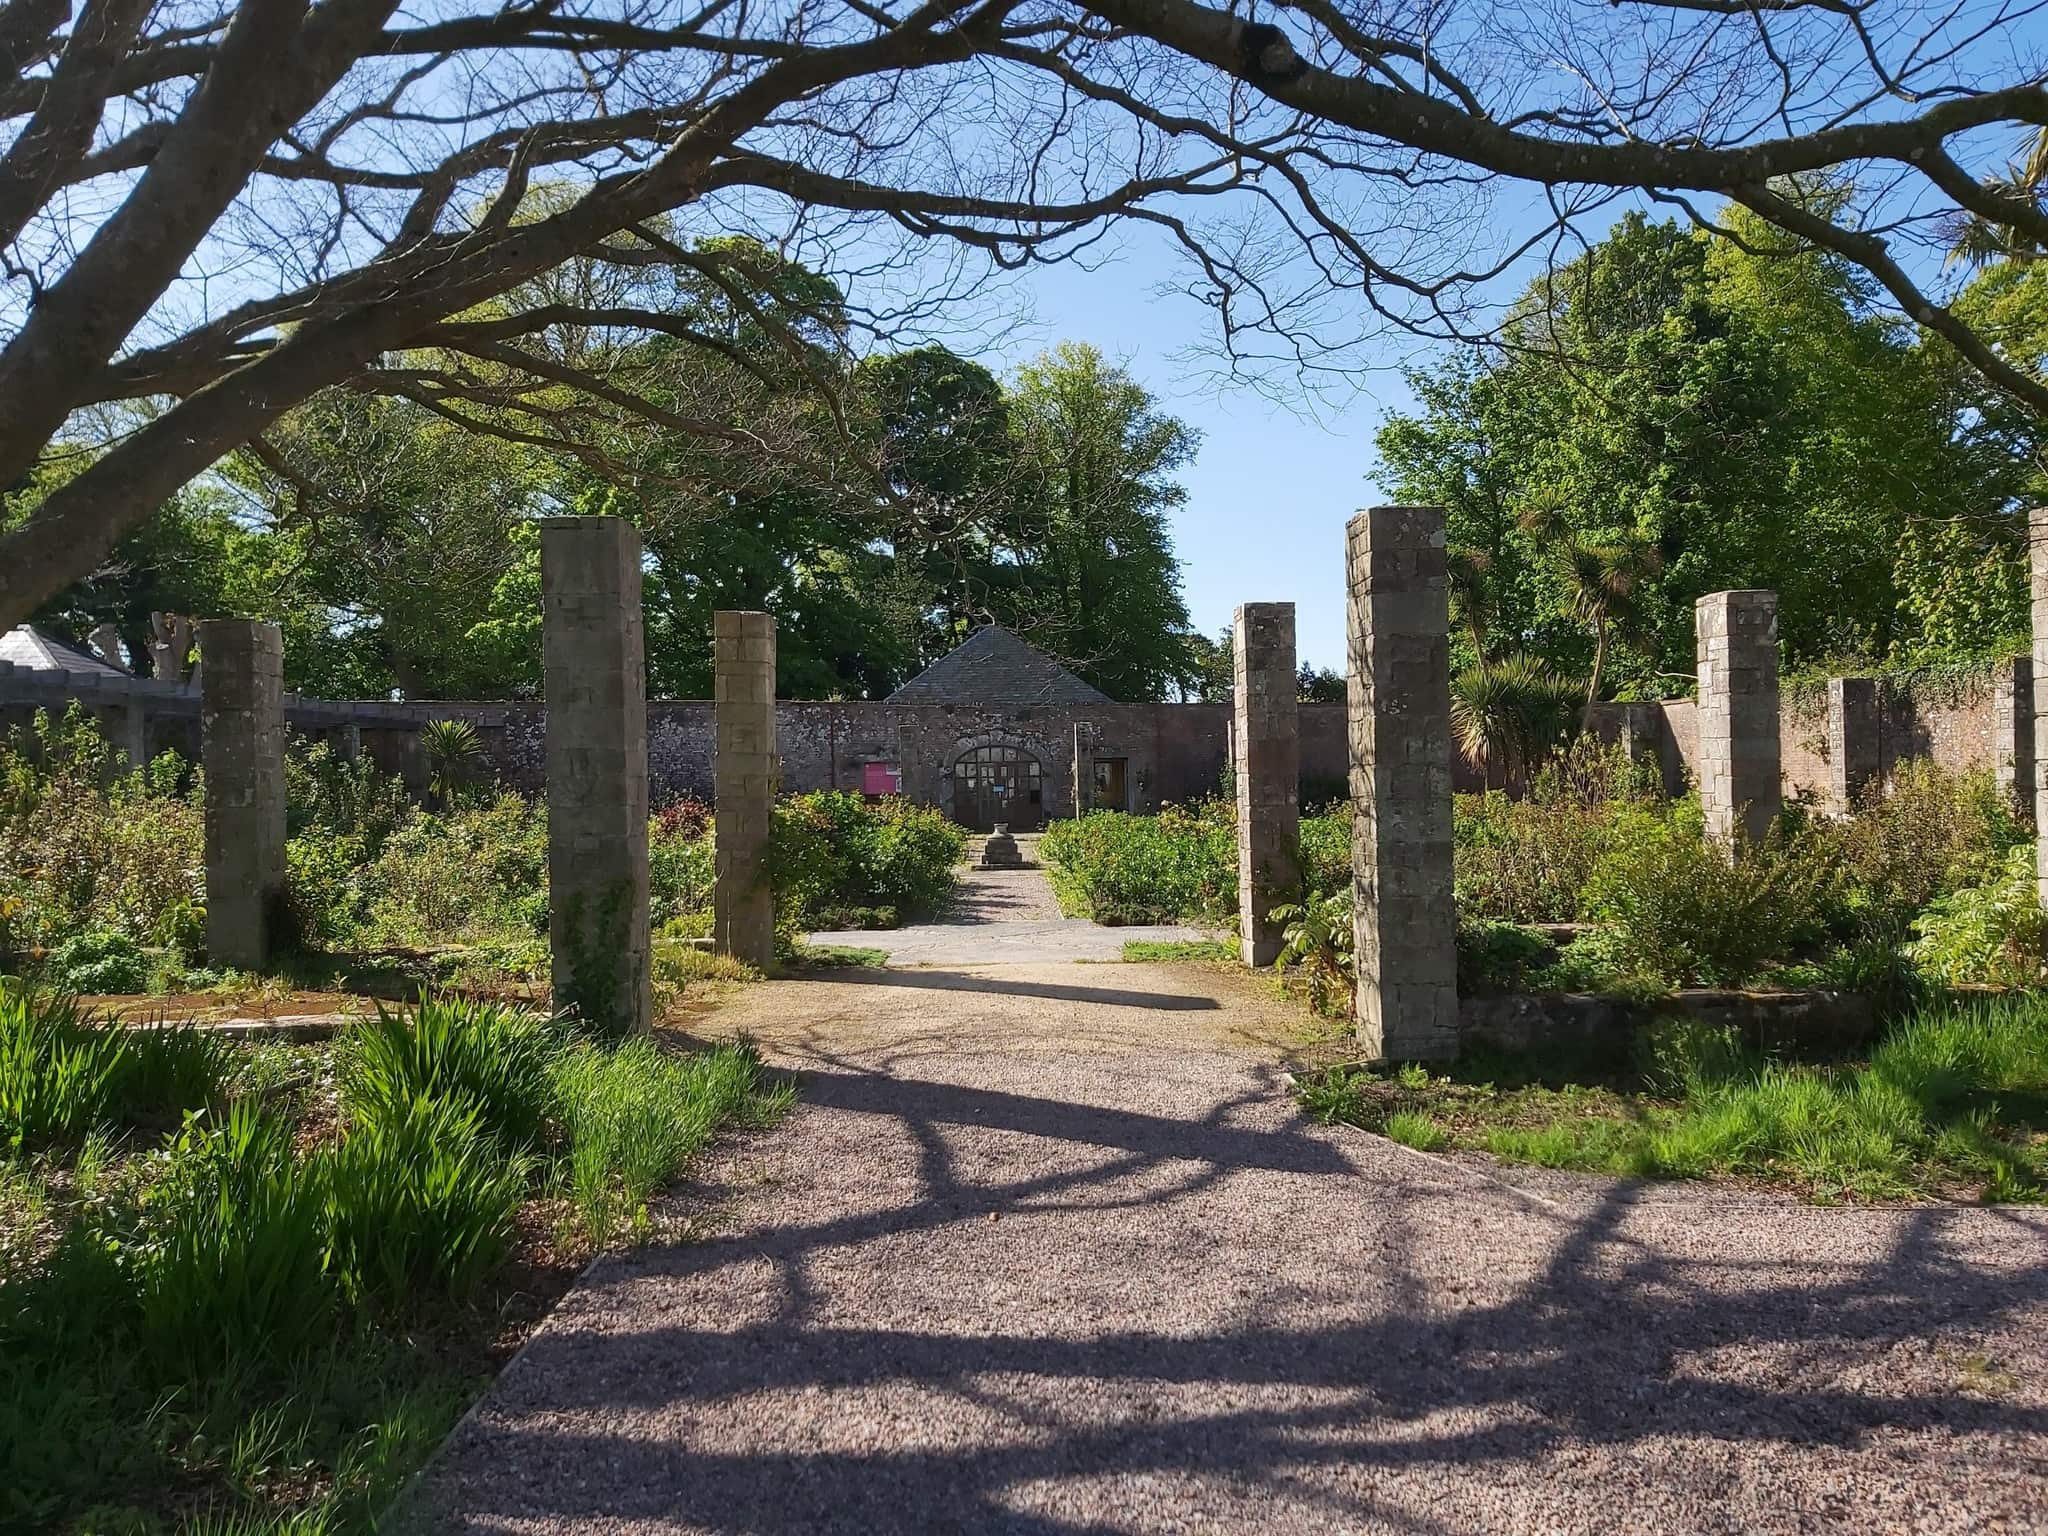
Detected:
left=409, top=871, right=2048, bottom=1534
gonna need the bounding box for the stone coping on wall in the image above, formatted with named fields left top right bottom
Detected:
left=0, top=660, right=424, bottom=729
left=1460, top=988, right=1875, bottom=1057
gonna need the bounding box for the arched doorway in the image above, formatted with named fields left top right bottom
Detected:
left=952, top=744, right=1044, bottom=831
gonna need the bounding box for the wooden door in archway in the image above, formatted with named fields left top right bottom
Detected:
left=952, top=745, right=1044, bottom=831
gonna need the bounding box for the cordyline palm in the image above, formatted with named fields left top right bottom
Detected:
left=1519, top=507, right=1662, bottom=705
left=1945, top=127, right=2048, bottom=270
left=1446, top=545, right=1497, bottom=659
left=1449, top=653, right=1583, bottom=787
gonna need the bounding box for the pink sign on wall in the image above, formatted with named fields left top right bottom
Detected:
left=862, top=762, right=902, bottom=795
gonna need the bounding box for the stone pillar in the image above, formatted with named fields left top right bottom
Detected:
left=1825, top=677, right=1880, bottom=815
left=714, top=611, right=777, bottom=968
left=1233, top=602, right=1301, bottom=967
left=1992, top=655, right=2035, bottom=817
left=540, top=517, right=651, bottom=1034
left=102, top=702, right=149, bottom=773
left=200, top=620, right=286, bottom=970
left=1347, top=507, right=1458, bottom=1063
left=1695, top=590, right=1780, bottom=848
left=2031, top=508, right=2048, bottom=903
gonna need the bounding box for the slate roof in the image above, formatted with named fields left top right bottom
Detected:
left=0, top=624, right=128, bottom=677
left=887, top=625, right=1113, bottom=705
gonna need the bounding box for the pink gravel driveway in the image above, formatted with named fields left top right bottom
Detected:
left=408, top=962, right=2048, bottom=1534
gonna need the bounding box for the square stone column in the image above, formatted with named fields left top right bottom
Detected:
left=2031, top=508, right=2048, bottom=903
left=1347, top=507, right=1458, bottom=1062
left=1993, top=655, right=2035, bottom=817
left=714, top=611, right=778, bottom=969
left=540, top=517, right=651, bottom=1034
left=200, top=620, right=286, bottom=970
left=1234, top=602, right=1302, bottom=966
left=1695, top=590, right=1781, bottom=848
left=1825, top=677, right=1880, bottom=815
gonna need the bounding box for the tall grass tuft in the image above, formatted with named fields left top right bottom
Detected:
left=338, top=995, right=559, bottom=1151
left=132, top=1099, right=337, bottom=1371
left=0, top=983, right=232, bottom=1154
left=114, top=1022, right=236, bottom=1126
left=0, top=986, right=128, bottom=1154
left=551, top=1039, right=779, bottom=1245
left=320, top=1092, right=527, bottom=1307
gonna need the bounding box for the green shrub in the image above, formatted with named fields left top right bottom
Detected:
left=284, top=827, right=370, bottom=952
left=1454, top=741, right=1667, bottom=925
left=649, top=807, right=717, bottom=928
left=551, top=1038, right=776, bottom=1245
left=1271, top=886, right=1354, bottom=1016
left=45, top=929, right=151, bottom=994
left=285, top=740, right=412, bottom=854
left=359, top=792, right=548, bottom=946
left=320, top=1092, right=527, bottom=1307
left=1579, top=806, right=1840, bottom=987
left=1041, top=803, right=1237, bottom=924
left=133, top=1100, right=337, bottom=1370
left=1298, top=812, right=1351, bottom=896
left=116, top=1023, right=237, bottom=1126
left=1383, top=1111, right=1449, bottom=1151
left=1907, top=844, right=2046, bottom=988
left=1833, top=762, right=2026, bottom=928
left=0, top=708, right=205, bottom=956
left=1633, top=1016, right=1746, bottom=1096
left=1455, top=920, right=1554, bottom=995
left=767, top=792, right=964, bottom=930
left=338, top=997, right=560, bottom=1152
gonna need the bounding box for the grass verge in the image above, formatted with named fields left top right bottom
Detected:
left=1121, top=940, right=1237, bottom=963
left=785, top=943, right=890, bottom=970
left=1, top=984, right=789, bottom=1534
left=1297, top=993, right=2048, bottom=1203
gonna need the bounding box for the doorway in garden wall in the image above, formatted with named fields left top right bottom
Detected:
left=952, top=744, right=1044, bottom=831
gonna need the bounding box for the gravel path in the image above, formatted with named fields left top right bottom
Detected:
left=805, top=859, right=1227, bottom=965
left=410, top=962, right=2048, bottom=1534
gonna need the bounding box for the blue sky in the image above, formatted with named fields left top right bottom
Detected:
left=970, top=228, right=1425, bottom=677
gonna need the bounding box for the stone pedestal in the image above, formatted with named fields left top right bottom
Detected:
left=980, top=830, right=1022, bottom=869
left=1347, top=507, right=1458, bottom=1062
left=714, top=611, right=777, bottom=969
left=200, top=620, right=286, bottom=971
left=1826, top=677, right=1880, bottom=815
left=1234, top=602, right=1301, bottom=967
left=105, top=702, right=149, bottom=773
left=1696, top=590, right=1781, bottom=848
left=1992, top=655, right=2035, bottom=817
left=540, top=517, right=651, bottom=1034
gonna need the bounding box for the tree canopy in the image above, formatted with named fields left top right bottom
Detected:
left=4, top=0, right=2048, bottom=632
left=1375, top=206, right=2041, bottom=697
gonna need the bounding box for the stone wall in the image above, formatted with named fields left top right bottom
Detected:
left=406, top=697, right=1365, bottom=816
left=1650, top=664, right=2027, bottom=807
left=5, top=655, right=2028, bottom=818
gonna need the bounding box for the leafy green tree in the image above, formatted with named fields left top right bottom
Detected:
left=1003, top=343, right=1200, bottom=701
left=1378, top=207, right=2034, bottom=693
left=861, top=347, right=1031, bottom=666
left=1297, top=665, right=1345, bottom=704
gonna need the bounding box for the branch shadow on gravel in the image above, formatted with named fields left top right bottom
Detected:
left=413, top=1061, right=2048, bottom=1535
left=814, top=968, right=1222, bottom=1011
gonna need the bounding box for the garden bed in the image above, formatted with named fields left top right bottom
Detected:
left=1299, top=992, right=2048, bottom=1204
left=1, top=710, right=965, bottom=1011
left=0, top=985, right=790, bottom=1534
